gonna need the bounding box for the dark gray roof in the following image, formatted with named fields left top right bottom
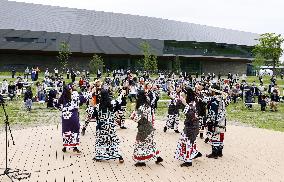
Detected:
left=0, top=0, right=259, bottom=46
left=0, top=29, right=164, bottom=55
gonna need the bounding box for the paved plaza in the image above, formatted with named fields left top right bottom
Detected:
left=0, top=119, right=284, bottom=182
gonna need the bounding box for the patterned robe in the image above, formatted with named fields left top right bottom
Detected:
left=146, top=90, right=159, bottom=127
left=133, top=105, right=160, bottom=162
left=165, top=91, right=181, bottom=130
left=114, top=94, right=127, bottom=127
left=95, top=101, right=122, bottom=160
left=196, top=94, right=210, bottom=136
left=61, top=91, right=80, bottom=148
left=85, top=91, right=97, bottom=120
left=175, top=102, right=200, bottom=163
left=207, top=95, right=227, bottom=152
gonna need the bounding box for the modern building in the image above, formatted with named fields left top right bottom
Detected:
left=0, top=0, right=259, bottom=74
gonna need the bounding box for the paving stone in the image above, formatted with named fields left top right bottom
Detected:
left=0, top=120, right=284, bottom=182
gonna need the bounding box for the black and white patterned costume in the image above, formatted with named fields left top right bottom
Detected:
left=206, top=95, right=227, bottom=158
left=85, top=92, right=95, bottom=117
left=114, top=93, right=127, bottom=128
left=196, top=93, right=210, bottom=138
left=146, top=89, right=159, bottom=127
left=94, top=100, right=123, bottom=160
left=82, top=91, right=98, bottom=135
left=206, top=96, right=217, bottom=142
left=86, top=104, right=97, bottom=121
left=165, top=91, right=181, bottom=131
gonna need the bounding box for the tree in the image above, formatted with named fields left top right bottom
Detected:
left=252, top=54, right=265, bottom=72
left=253, top=33, right=284, bottom=74
left=140, top=41, right=158, bottom=73
left=137, top=59, right=144, bottom=70
left=173, top=56, right=181, bottom=73
left=89, top=54, right=104, bottom=75
left=57, top=41, right=71, bottom=72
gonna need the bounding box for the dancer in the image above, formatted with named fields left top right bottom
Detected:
left=82, top=88, right=98, bottom=135
left=59, top=85, right=81, bottom=153
left=206, top=88, right=227, bottom=159
left=132, top=90, right=163, bottom=167
left=114, top=88, right=127, bottom=129
left=196, top=90, right=209, bottom=139
left=175, top=87, right=202, bottom=167
left=144, top=82, right=158, bottom=127
left=82, top=80, right=101, bottom=135
left=94, top=89, right=124, bottom=163
left=164, top=85, right=182, bottom=133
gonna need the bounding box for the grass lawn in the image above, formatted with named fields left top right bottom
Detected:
left=227, top=100, right=284, bottom=132
left=246, top=75, right=284, bottom=86
left=0, top=99, right=59, bottom=126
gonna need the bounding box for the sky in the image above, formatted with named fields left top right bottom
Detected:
left=12, top=0, right=284, bottom=60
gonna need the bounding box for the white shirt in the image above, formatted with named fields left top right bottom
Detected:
left=1, top=81, right=8, bottom=91
left=129, top=86, right=137, bottom=94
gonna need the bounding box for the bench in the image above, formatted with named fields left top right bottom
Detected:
left=158, top=100, right=170, bottom=102
left=244, top=102, right=258, bottom=105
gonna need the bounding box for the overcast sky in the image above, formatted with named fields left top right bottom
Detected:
left=12, top=0, right=284, bottom=60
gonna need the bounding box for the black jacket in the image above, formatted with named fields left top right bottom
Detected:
left=24, top=90, right=33, bottom=102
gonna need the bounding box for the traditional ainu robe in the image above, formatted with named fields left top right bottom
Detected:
left=133, top=104, right=160, bottom=163
left=165, top=91, right=181, bottom=131
left=196, top=94, right=209, bottom=138
left=85, top=91, right=97, bottom=121
left=95, top=101, right=123, bottom=160
left=206, top=96, right=218, bottom=140
left=86, top=105, right=98, bottom=121
left=146, top=90, right=159, bottom=127
left=175, top=102, right=200, bottom=163
left=114, top=94, right=127, bottom=128
left=207, top=95, right=227, bottom=157
left=61, top=91, right=80, bottom=148
left=82, top=91, right=98, bottom=133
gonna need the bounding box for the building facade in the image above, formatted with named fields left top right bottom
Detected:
left=0, top=0, right=259, bottom=74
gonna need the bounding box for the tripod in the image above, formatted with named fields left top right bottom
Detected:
left=0, top=100, right=31, bottom=181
